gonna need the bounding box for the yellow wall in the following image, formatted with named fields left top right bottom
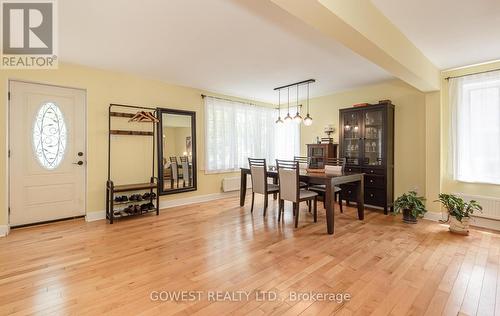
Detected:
left=440, top=61, right=500, bottom=198
left=425, top=91, right=442, bottom=212
left=300, top=79, right=429, bottom=202
left=173, top=127, right=193, bottom=157
left=163, top=127, right=177, bottom=161
left=0, top=63, right=267, bottom=226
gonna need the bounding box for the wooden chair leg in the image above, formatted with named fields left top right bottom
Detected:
left=338, top=192, right=343, bottom=213
left=294, top=203, right=299, bottom=228
left=313, top=197, right=317, bottom=222
left=250, top=192, right=255, bottom=213
left=281, top=200, right=285, bottom=220
left=278, top=199, right=282, bottom=222
left=308, top=199, right=312, bottom=213
left=263, top=194, right=268, bottom=217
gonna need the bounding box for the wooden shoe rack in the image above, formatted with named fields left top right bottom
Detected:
left=106, top=103, right=160, bottom=224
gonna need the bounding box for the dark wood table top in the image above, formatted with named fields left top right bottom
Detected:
left=240, top=167, right=364, bottom=184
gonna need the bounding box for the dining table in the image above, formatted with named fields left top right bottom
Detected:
left=239, top=167, right=365, bottom=235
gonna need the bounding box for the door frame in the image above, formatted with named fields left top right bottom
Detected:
left=6, top=79, right=88, bottom=231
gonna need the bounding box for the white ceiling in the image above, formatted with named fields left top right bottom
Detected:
left=59, top=0, right=392, bottom=103
left=371, top=0, right=500, bottom=70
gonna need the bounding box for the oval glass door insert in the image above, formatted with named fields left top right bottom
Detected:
left=32, top=102, right=67, bottom=169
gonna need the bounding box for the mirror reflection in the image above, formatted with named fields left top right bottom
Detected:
left=159, top=111, right=196, bottom=193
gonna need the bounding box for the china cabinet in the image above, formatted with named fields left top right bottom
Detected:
left=339, top=101, right=394, bottom=214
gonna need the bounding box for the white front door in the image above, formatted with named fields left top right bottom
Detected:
left=9, top=81, right=86, bottom=226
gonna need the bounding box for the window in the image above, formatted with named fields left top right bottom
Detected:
left=32, top=102, right=67, bottom=170
left=450, top=70, right=500, bottom=184
left=204, top=96, right=300, bottom=173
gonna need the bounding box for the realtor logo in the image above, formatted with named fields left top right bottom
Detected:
left=1, top=0, right=57, bottom=69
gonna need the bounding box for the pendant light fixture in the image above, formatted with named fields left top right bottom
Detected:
left=275, top=89, right=283, bottom=124
left=293, top=84, right=302, bottom=123
left=284, top=87, right=292, bottom=123
left=303, top=82, right=313, bottom=126
left=273, top=79, right=315, bottom=126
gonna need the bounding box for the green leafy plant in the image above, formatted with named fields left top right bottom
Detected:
left=435, top=193, right=482, bottom=222
left=393, top=191, right=427, bottom=218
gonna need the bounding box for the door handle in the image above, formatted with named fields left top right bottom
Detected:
left=73, top=161, right=84, bottom=166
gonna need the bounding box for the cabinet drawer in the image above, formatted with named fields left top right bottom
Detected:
left=365, top=175, right=385, bottom=187
left=339, top=184, right=356, bottom=200
left=365, top=187, right=386, bottom=205
left=344, top=166, right=361, bottom=173
left=363, top=167, right=385, bottom=175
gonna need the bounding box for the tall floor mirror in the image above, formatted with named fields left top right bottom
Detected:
left=157, top=108, right=197, bottom=195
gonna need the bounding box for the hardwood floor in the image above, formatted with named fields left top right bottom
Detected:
left=0, top=194, right=499, bottom=315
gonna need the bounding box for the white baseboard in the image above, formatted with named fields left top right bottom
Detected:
left=160, top=191, right=238, bottom=209
left=424, top=211, right=445, bottom=222
left=86, top=211, right=106, bottom=222
left=0, top=225, right=10, bottom=237
left=470, top=216, right=500, bottom=231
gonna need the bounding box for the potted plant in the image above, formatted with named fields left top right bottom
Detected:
left=435, top=193, right=482, bottom=235
left=393, top=191, right=427, bottom=224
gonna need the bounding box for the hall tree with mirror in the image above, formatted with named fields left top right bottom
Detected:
left=157, top=108, right=197, bottom=195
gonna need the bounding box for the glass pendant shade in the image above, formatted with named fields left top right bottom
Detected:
left=293, top=112, right=302, bottom=123
left=303, top=114, right=313, bottom=126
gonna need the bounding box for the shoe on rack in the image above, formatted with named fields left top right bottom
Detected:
left=125, top=205, right=134, bottom=214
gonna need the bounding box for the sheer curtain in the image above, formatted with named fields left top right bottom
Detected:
left=450, top=70, right=500, bottom=184
left=204, top=96, right=300, bottom=173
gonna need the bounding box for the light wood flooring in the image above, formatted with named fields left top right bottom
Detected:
left=1, top=194, right=499, bottom=315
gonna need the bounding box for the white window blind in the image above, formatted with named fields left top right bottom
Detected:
left=204, top=96, right=300, bottom=173
left=450, top=70, right=500, bottom=184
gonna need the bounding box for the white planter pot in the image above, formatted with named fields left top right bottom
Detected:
left=449, top=216, right=470, bottom=235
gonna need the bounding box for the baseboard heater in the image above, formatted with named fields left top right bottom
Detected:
left=455, top=193, right=500, bottom=231
left=455, top=193, right=500, bottom=220
left=222, top=175, right=273, bottom=193
left=222, top=176, right=251, bottom=192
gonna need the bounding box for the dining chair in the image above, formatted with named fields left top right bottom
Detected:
left=169, top=156, right=179, bottom=189
left=276, top=159, right=318, bottom=228
left=293, top=156, right=309, bottom=188
left=248, top=158, right=279, bottom=216
left=180, top=156, right=190, bottom=187
left=308, top=158, right=346, bottom=212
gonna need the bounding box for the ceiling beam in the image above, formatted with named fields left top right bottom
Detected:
left=270, top=0, right=440, bottom=92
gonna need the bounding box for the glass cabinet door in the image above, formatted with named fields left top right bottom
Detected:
left=364, top=109, right=384, bottom=166
left=308, top=146, right=325, bottom=168
left=310, top=147, right=324, bottom=157
left=342, top=111, right=361, bottom=165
